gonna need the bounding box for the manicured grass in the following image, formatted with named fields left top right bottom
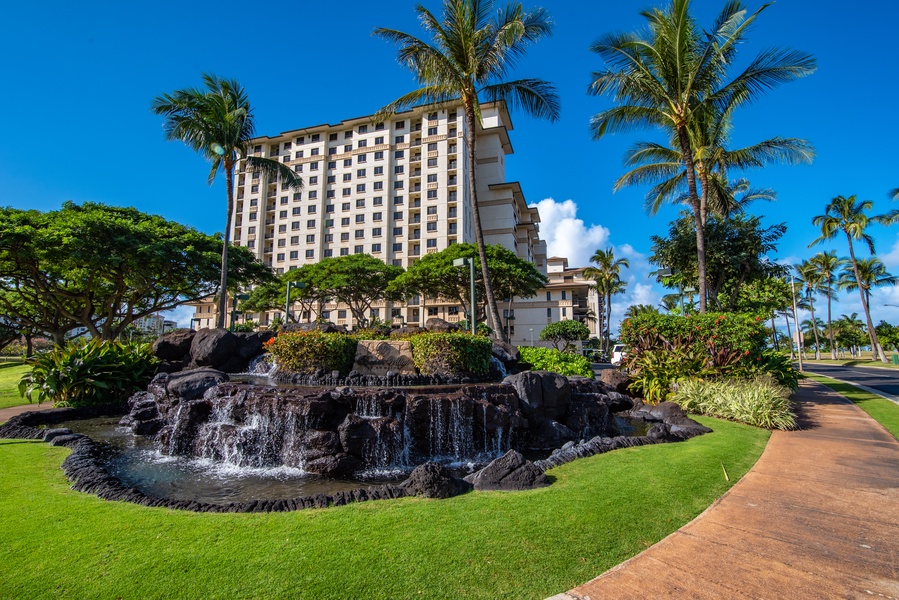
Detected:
left=0, top=418, right=768, bottom=599
left=805, top=374, right=899, bottom=440
left=799, top=357, right=899, bottom=369
left=0, top=364, right=31, bottom=409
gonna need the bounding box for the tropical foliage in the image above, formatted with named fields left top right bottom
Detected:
left=584, top=247, right=628, bottom=353
left=18, top=340, right=157, bottom=407
left=264, top=331, right=359, bottom=375
left=518, top=346, right=594, bottom=379
left=153, top=74, right=302, bottom=327
left=375, top=0, right=560, bottom=341
left=409, top=332, right=492, bottom=377
left=671, top=376, right=796, bottom=430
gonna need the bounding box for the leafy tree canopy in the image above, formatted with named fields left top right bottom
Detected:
left=0, top=202, right=273, bottom=342
left=387, top=243, right=548, bottom=318
left=241, top=264, right=331, bottom=324
left=539, top=320, right=590, bottom=352
left=650, top=211, right=787, bottom=312
left=303, top=254, right=404, bottom=323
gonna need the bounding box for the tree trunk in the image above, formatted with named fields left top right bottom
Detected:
left=770, top=316, right=779, bottom=351
left=605, top=290, right=613, bottom=353
left=25, top=334, right=33, bottom=358
left=676, top=124, right=707, bottom=313
left=808, top=295, right=821, bottom=360
left=826, top=290, right=836, bottom=359
left=219, top=160, right=235, bottom=329
left=464, top=106, right=507, bottom=342
left=846, top=234, right=887, bottom=362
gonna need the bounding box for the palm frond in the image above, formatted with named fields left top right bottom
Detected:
left=481, top=78, right=560, bottom=122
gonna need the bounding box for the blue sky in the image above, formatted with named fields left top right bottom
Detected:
left=2, top=0, right=898, bottom=331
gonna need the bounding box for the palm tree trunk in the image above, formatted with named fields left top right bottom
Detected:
left=808, top=296, right=821, bottom=360
left=676, top=125, right=707, bottom=313
left=846, top=234, right=887, bottom=362
left=770, top=316, right=779, bottom=351
left=605, top=290, right=613, bottom=352
left=219, top=160, right=235, bottom=329
left=826, top=290, right=836, bottom=359
left=464, top=106, right=507, bottom=342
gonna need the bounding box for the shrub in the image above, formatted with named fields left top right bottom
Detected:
left=671, top=375, right=796, bottom=430
left=265, top=331, right=359, bottom=375
left=620, top=312, right=768, bottom=358
left=539, top=320, right=590, bottom=351
left=18, top=339, right=157, bottom=407
left=0, top=338, right=54, bottom=357
left=458, top=320, right=493, bottom=337
left=518, top=347, right=594, bottom=379
left=409, top=333, right=492, bottom=377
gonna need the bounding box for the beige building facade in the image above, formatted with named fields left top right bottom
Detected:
left=191, top=102, right=600, bottom=346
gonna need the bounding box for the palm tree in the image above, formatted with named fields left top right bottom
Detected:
left=809, top=250, right=843, bottom=359
left=153, top=74, right=302, bottom=328
left=838, top=257, right=898, bottom=355
left=799, top=317, right=825, bottom=359
left=585, top=247, right=629, bottom=352
left=811, top=195, right=894, bottom=362
left=624, top=304, right=659, bottom=319
left=374, top=0, right=560, bottom=342
left=835, top=312, right=867, bottom=358
left=796, top=260, right=823, bottom=360
left=588, top=0, right=815, bottom=313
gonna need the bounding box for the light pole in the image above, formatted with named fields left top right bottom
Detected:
left=790, top=272, right=803, bottom=372
left=285, top=281, right=305, bottom=324
left=529, top=328, right=534, bottom=346
left=453, top=257, right=477, bottom=335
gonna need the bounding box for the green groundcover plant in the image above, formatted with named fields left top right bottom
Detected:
left=671, top=375, right=796, bottom=430
left=18, top=339, right=157, bottom=407
left=265, top=331, right=359, bottom=375
left=518, top=347, right=593, bottom=379
left=409, top=332, right=492, bottom=377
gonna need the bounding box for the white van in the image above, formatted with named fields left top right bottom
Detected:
left=610, top=344, right=627, bottom=365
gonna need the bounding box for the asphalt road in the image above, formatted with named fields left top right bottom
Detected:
left=801, top=363, right=899, bottom=398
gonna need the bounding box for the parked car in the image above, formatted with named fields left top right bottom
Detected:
left=610, top=344, right=627, bottom=365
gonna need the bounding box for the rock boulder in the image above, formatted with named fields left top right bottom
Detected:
left=464, top=450, right=550, bottom=491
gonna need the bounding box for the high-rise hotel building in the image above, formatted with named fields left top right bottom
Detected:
left=191, top=102, right=601, bottom=345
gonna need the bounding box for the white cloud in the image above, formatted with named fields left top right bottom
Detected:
left=879, top=235, right=899, bottom=270
left=531, top=198, right=610, bottom=267
left=161, top=305, right=197, bottom=328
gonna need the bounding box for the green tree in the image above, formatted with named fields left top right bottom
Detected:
left=731, top=276, right=792, bottom=352
left=875, top=321, right=899, bottom=353
left=387, top=243, right=547, bottom=323
left=838, top=257, right=897, bottom=355
left=650, top=211, right=786, bottom=312
left=153, top=74, right=302, bottom=328
left=624, top=304, right=659, bottom=319
left=0, top=203, right=272, bottom=342
left=811, top=195, right=895, bottom=362
left=241, top=265, right=331, bottom=324
left=584, top=247, right=629, bottom=353
left=799, top=317, right=825, bottom=359
left=374, top=0, right=560, bottom=342
left=834, top=312, right=867, bottom=358
left=304, top=254, right=404, bottom=325
left=588, top=0, right=815, bottom=312
left=539, top=320, right=591, bottom=352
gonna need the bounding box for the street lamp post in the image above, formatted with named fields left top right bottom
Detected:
left=453, top=257, right=477, bottom=335
left=285, top=281, right=306, bottom=325
left=790, top=273, right=803, bottom=372
left=529, top=328, right=534, bottom=346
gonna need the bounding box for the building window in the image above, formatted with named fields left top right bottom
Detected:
left=278, top=225, right=287, bottom=233
left=393, top=227, right=403, bottom=236
left=373, top=181, right=383, bottom=191
left=344, top=131, right=353, bottom=139
left=343, top=188, right=351, bottom=196
left=326, top=204, right=335, bottom=213
left=344, top=144, right=352, bottom=153
left=375, top=136, right=384, bottom=145
left=342, top=202, right=351, bottom=211
left=358, top=125, right=368, bottom=133
left=292, top=207, right=301, bottom=215
left=293, top=192, right=302, bottom=200
left=395, top=165, right=404, bottom=174
left=327, top=190, right=336, bottom=199
left=280, top=196, right=288, bottom=204
left=308, top=190, right=318, bottom=199
left=279, top=210, right=287, bottom=218
left=329, top=147, right=338, bottom=156
left=373, top=197, right=383, bottom=206
left=249, top=212, right=257, bottom=221
left=394, top=150, right=404, bottom=159
left=371, top=243, right=381, bottom=253
left=308, top=206, right=317, bottom=214
left=343, top=159, right=352, bottom=167
left=355, top=215, right=365, bottom=224
left=393, top=211, right=403, bottom=220
left=291, top=222, right=300, bottom=230
left=306, top=234, right=315, bottom=243
left=306, top=250, right=314, bottom=258
left=277, top=253, right=285, bottom=261
left=341, top=217, right=350, bottom=226
left=373, top=212, right=382, bottom=221
left=395, top=135, right=404, bottom=144
left=426, top=239, right=437, bottom=248
left=562, top=291, right=567, bottom=300
left=393, top=243, right=403, bottom=251
left=427, top=222, right=437, bottom=232
left=427, top=174, right=437, bottom=183
left=290, top=236, right=299, bottom=244
left=324, top=234, right=333, bottom=242
left=427, top=158, right=437, bottom=167
left=329, top=133, right=338, bottom=141
left=247, top=240, right=255, bottom=248
left=357, top=169, right=366, bottom=178
left=307, top=219, right=315, bottom=228
left=328, top=161, right=337, bottom=169
left=341, top=232, right=350, bottom=241
left=343, top=173, right=352, bottom=182
left=546, top=291, right=552, bottom=301
left=394, top=181, right=404, bottom=189
left=427, top=190, right=438, bottom=199
left=374, top=151, right=384, bottom=160
left=372, top=227, right=382, bottom=236
left=289, top=251, right=299, bottom=260
left=396, top=120, right=405, bottom=129
left=562, top=307, right=567, bottom=317
left=356, top=184, right=365, bottom=193
left=340, top=248, right=349, bottom=256
left=324, top=249, right=333, bottom=257
left=547, top=308, right=552, bottom=317
left=394, top=196, right=404, bottom=205
left=355, top=229, right=365, bottom=238
left=358, top=140, right=367, bottom=148
left=354, top=245, right=364, bottom=254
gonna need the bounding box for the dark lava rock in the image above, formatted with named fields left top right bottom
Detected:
left=303, top=453, right=361, bottom=477
left=400, top=462, right=471, bottom=499
left=281, top=322, right=348, bottom=334
left=217, top=355, right=249, bottom=374
left=503, top=370, right=570, bottom=425
left=42, top=428, right=73, bottom=443
left=152, top=329, right=196, bottom=361
left=233, top=331, right=275, bottom=359
left=606, top=391, right=635, bottom=413
left=390, top=326, right=423, bottom=338
left=424, top=317, right=460, bottom=333
left=190, top=328, right=238, bottom=368
left=132, top=418, right=164, bottom=436
left=48, top=433, right=85, bottom=447
left=464, top=450, right=550, bottom=491
left=563, top=393, right=611, bottom=438
left=165, top=368, right=229, bottom=400
left=600, top=369, right=631, bottom=395
left=531, top=419, right=576, bottom=449
left=491, top=340, right=521, bottom=365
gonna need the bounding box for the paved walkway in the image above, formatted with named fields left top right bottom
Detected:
left=0, top=402, right=55, bottom=424
left=551, top=380, right=899, bottom=599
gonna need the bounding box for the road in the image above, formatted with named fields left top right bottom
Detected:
left=801, top=363, right=899, bottom=399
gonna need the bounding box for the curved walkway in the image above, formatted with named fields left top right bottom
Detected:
left=0, top=402, right=55, bottom=424
left=551, top=380, right=899, bottom=599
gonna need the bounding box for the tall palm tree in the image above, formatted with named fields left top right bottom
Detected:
left=374, top=0, right=560, bottom=342
left=811, top=195, right=894, bottom=362
left=800, top=317, right=825, bottom=358
left=835, top=312, right=866, bottom=358
left=588, top=0, right=815, bottom=313
left=809, top=250, right=843, bottom=359
left=153, top=74, right=302, bottom=328
left=585, top=247, right=629, bottom=352
left=624, top=304, right=659, bottom=319
left=796, top=260, right=823, bottom=360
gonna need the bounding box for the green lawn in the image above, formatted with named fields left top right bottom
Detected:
left=0, top=364, right=30, bottom=409
left=797, top=357, right=899, bottom=369
left=0, top=417, right=769, bottom=599
left=805, top=374, right=899, bottom=439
